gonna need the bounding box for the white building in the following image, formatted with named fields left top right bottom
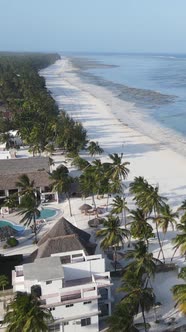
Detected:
left=12, top=250, right=112, bottom=332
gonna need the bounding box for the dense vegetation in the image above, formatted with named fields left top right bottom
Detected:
left=0, top=52, right=87, bottom=153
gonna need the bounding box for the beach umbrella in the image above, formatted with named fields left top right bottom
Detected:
left=88, top=218, right=105, bottom=228
left=79, top=204, right=92, bottom=212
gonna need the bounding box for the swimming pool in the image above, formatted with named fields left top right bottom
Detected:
left=0, top=208, right=58, bottom=233
left=38, top=208, right=58, bottom=220
left=0, top=220, right=25, bottom=233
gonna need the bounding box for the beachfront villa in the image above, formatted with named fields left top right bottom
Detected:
left=12, top=250, right=112, bottom=332
left=0, top=157, right=56, bottom=204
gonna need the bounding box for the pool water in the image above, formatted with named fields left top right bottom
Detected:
left=0, top=209, right=57, bottom=233
left=38, top=208, right=57, bottom=220
left=0, top=220, right=24, bottom=232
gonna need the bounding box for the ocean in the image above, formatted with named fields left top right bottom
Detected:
left=66, top=53, right=186, bottom=138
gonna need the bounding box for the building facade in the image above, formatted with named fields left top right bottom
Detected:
left=12, top=250, right=112, bottom=332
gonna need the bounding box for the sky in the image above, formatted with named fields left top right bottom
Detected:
left=1, top=0, right=186, bottom=53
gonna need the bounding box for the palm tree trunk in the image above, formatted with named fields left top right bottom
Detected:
left=157, top=233, right=166, bottom=260
left=33, top=214, right=37, bottom=243
left=66, top=194, right=72, bottom=217
left=141, top=306, right=147, bottom=332
left=92, top=194, right=96, bottom=208
left=171, top=247, right=178, bottom=261
left=155, top=220, right=165, bottom=262
left=114, top=246, right=117, bottom=272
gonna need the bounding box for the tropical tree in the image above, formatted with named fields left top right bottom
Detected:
left=123, top=241, right=161, bottom=281
left=119, top=269, right=155, bottom=332
left=87, top=141, right=104, bottom=157
left=111, top=195, right=129, bottom=226
left=0, top=275, right=9, bottom=292
left=178, top=199, right=186, bottom=212
left=18, top=194, right=40, bottom=242
left=15, top=174, right=37, bottom=199
left=129, top=209, right=154, bottom=246
left=172, top=267, right=186, bottom=315
left=96, top=215, right=130, bottom=270
left=172, top=215, right=186, bottom=261
left=107, top=301, right=141, bottom=332
left=158, top=204, right=178, bottom=234
left=71, top=156, right=90, bottom=171
left=107, top=153, right=130, bottom=182
left=130, top=178, right=167, bottom=261
left=3, top=291, right=53, bottom=332
left=50, top=165, right=73, bottom=215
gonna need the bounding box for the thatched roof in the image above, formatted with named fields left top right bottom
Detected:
left=88, top=218, right=105, bottom=228
left=79, top=204, right=92, bottom=211
left=0, top=157, right=50, bottom=175
left=38, top=217, right=90, bottom=246
left=0, top=171, right=52, bottom=191
left=31, top=234, right=96, bottom=261
left=0, top=157, right=51, bottom=190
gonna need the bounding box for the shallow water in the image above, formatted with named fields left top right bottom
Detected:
left=66, top=53, right=186, bottom=137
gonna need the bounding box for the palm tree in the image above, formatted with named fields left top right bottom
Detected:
left=18, top=194, right=40, bottom=243
left=129, top=176, right=149, bottom=206
left=71, top=156, right=90, bottom=171
left=119, top=269, right=155, bottom=332
left=107, top=302, right=141, bottom=332
left=123, top=241, right=161, bottom=281
left=158, top=204, right=178, bottom=234
left=131, top=179, right=167, bottom=261
left=3, top=291, right=53, bottom=332
left=156, top=204, right=178, bottom=260
left=178, top=199, right=186, bottom=212
left=87, top=141, right=104, bottom=157
left=49, top=165, right=68, bottom=203
left=15, top=174, right=36, bottom=199
left=96, top=215, right=130, bottom=270
left=129, top=209, right=154, bottom=246
left=172, top=267, right=186, bottom=315
left=50, top=165, right=73, bottom=215
left=107, top=153, right=130, bottom=182
left=0, top=275, right=9, bottom=292
left=111, top=195, right=129, bottom=226
left=172, top=215, right=186, bottom=261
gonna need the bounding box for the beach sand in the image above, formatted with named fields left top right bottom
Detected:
left=41, top=58, right=186, bottom=330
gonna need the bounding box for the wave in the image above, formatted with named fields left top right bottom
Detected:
left=75, top=70, right=176, bottom=109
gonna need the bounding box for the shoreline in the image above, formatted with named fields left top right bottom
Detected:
left=41, top=57, right=186, bottom=208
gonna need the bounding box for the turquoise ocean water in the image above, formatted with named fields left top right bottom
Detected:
left=69, top=53, right=186, bottom=138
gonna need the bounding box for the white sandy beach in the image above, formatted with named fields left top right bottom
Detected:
left=40, top=57, right=186, bottom=331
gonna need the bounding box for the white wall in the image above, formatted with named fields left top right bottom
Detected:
left=53, top=300, right=98, bottom=320
left=61, top=315, right=99, bottom=332
left=63, top=259, right=105, bottom=280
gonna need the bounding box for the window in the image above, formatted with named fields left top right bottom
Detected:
left=65, top=304, right=73, bottom=308
left=46, top=280, right=52, bottom=285
left=48, top=324, right=60, bottom=332
left=63, top=322, right=69, bottom=326
left=49, top=307, right=55, bottom=311
left=81, top=318, right=91, bottom=326
left=83, top=301, right=91, bottom=305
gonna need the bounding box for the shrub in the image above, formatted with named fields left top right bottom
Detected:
left=3, top=244, right=8, bottom=249
left=7, top=237, right=19, bottom=247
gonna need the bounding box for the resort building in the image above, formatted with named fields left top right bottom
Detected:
left=12, top=250, right=112, bottom=332
left=0, top=157, right=54, bottom=204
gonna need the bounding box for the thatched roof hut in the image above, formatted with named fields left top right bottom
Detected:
left=79, top=204, right=92, bottom=212
left=31, top=234, right=96, bottom=261
left=88, top=218, right=105, bottom=228
left=38, top=217, right=90, bottom=246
